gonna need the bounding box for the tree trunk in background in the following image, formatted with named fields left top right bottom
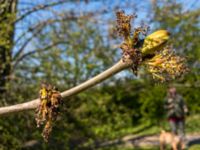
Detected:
left=0, top=0, right=17, bottom=100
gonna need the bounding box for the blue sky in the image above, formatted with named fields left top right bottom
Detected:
left=12, top=0, right=199, bottom=80
left=14, top=0, right=200, bottom=57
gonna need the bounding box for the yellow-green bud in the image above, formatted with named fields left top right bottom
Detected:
left=141, top=30, right=170, bottom=56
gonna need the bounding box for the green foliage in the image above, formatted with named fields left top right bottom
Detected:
left=186, top=115, right=200, bottom=133
left=0, top=0, right=200, bottom=150
left=152, top=0, right=200, bottom=114
left=0, top=0, right=16, bottom=97
left=138, top=84, right=167, bottom=124
left=153, top=1, right=200, bottom=82
left=189, top=145, right=200, bottom=150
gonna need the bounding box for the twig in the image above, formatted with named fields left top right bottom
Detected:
left=0, top=57, right=133, bottom=115
left=13, top=40, right=69, bottom=69
left=15, top=1, right=67, bottom=23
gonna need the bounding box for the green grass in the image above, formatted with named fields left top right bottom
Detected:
left=121, top=114, right=200, bottom=137
left=189, top=145, right=200, bottom=150
left=98, top=115, right=200, bottom=150
left=186, top=115, right=200, bottom=133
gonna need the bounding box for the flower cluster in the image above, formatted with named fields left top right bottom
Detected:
left=144, top=46, right=189, bottom=82
left=116, top=10, right=134, bottom=39
left=115, top=11, right=188, bottom=81
left=116, top=11, right=148, bottom=74
left=35, top=83, right=62, bottom=142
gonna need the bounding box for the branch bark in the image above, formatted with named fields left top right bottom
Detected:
left=0, top=58, right=133, bottom=115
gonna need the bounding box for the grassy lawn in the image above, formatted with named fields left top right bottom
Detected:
left=186, top=115, right=200, bottom=133
left=189, top=145, right=200, bottom=150
left=98, top=115, right=200, bottom=150
left=119, top=114, right=200, bottom=137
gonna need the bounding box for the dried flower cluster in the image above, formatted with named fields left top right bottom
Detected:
left=115, top=10, right=188, bottom=81
left=35, top=83, right=62, bottom=142
left=144, top=46, right=189, bottom=82
left=116, top=10, right=134, bottom=39
left=116, top=10, right=148, bottom=74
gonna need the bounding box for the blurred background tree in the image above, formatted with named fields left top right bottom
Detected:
left=0, top=0, right=17, bottom=102
left=0, top=0, right=199, bottom=149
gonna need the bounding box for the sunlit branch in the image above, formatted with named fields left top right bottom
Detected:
left=0, top=57, right=133, bottom=115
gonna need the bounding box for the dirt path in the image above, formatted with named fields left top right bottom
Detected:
left=97, top=133, right=200, bottom=149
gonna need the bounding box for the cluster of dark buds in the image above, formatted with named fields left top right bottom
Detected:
left=116, top=10, right=188, bottom=81
left=116, top=10, right=148, bottom=74
left=35, top=83, right=62, bottom=142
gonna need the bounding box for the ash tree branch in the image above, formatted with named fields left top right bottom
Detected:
left=0, top=57, right=133, bottom=115
left=13, top=41, right=69, bottom=69
left=13, top=27, right=44, bottom=61
left=14, top=18, right=63, bottom=46
left=14, top=13, right=93, bottom=61
left=15, top=0, right=68, bottom=23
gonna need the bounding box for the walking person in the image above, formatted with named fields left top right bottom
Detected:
left=164, top=86, right=188, bottom=139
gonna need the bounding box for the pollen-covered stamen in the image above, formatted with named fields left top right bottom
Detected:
left=35, top=83, right=62, bottom=142
left=144, top=46, right=188, bottom=81
left=42, top=120, right=52, bottom=142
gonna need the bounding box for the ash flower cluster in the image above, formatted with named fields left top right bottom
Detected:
left=115, top=11, right=188, bottom=81
left=35, top=83, right=62, bottom=142
left=144, top=46, right=188, bottom=82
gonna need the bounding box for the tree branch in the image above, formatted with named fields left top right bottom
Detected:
left=14, top=13, right=94, bottom=61
left=0, top=57, right=133, bottom=115
left=15, top=1, right=67, bottom=23
left=13, top=40, right=69, bottom=69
